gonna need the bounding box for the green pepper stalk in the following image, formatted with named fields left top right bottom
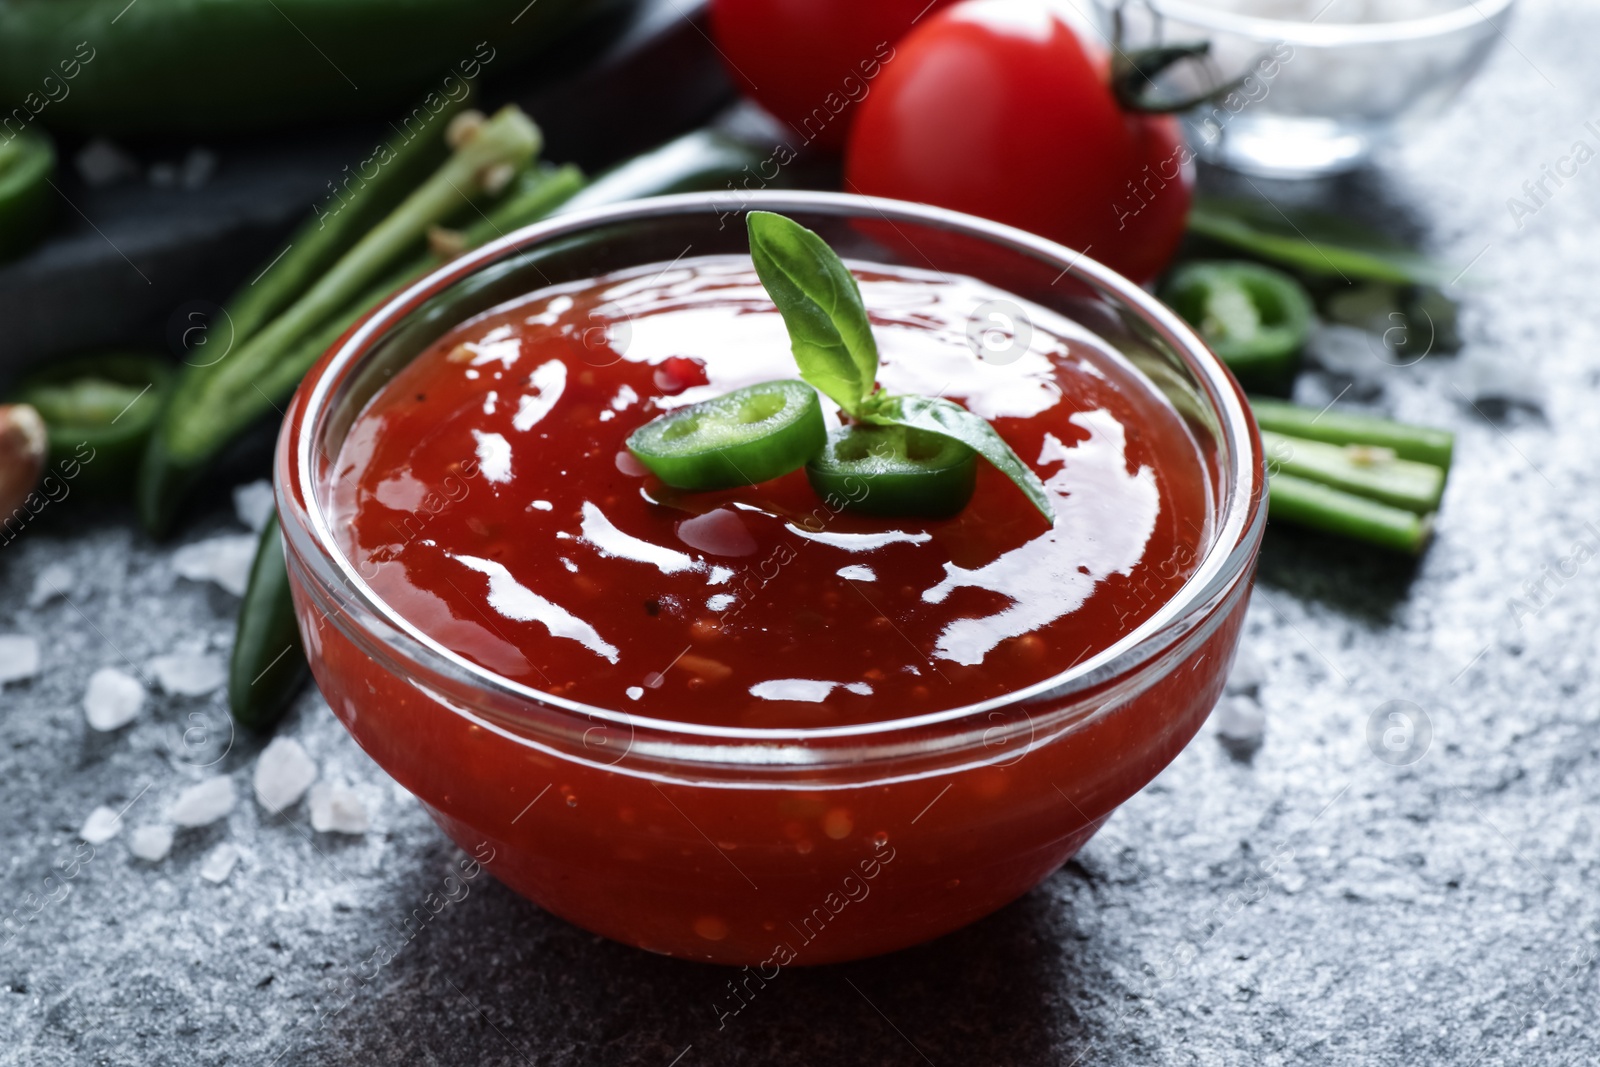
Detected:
left=1251, top=397, right=1455, bottom=469
left=223, top=96, right=469, bottom=343
left=1253, top=400, right=1454, bottom=554
left=1262, top=429, right=1445, bottom=515
left=1268, top=473, right=1433, bottom=555
left=140, top=105, right=542, bottom=536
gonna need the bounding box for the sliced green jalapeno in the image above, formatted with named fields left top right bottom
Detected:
left=1162, top=260, right=1314, bottom=385
left=10, top=352, right=173, bottom=494
left=806, top=424, right=977, bottom=518
left=627, top=379, right=825, bottom=490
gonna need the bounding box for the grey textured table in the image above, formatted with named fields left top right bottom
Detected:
left=3, top=1, right=1598, bottom=1063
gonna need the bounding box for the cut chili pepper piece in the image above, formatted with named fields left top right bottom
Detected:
left=10, top=352, right=173, bottom=495
left=1162, top=260, right=1313, bottom=385
left=626, top=379, right=825, bottom=490
left=806, top=424, right=977, bottom=518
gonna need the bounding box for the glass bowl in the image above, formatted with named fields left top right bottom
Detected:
left=275, top=191, right=1265, bottom=965
left=1096, top=0, right=1516, bottom=176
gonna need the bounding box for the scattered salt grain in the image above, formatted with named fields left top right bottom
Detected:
left=27, top=563, right=76, bottom=608
left=199, top=843, right=240, bottom=884
left=75, top=137, right=140, bottom=186
left=84, top=667, right=145, bottom=730
left=232, top=480, right=276, bottom=533
left=1216, top=695, right=1267, bottom=743
left=309, top=783, right=369, bottom=834
left=0, top=634, right=41, bottom=685
left=80, top=805, right=122, bottom=845
left=149, top=652, right=227, bottom=697
left=129, top=825, right=175, bottom=862
left=1224, top=646, right=1266, bottom=698
left=253, top=737, right=317, bottom=814
left=173, top=534, right=257, bottom=596
left=168, top=776, right=237, bottom=827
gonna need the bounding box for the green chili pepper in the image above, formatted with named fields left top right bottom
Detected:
left=627, top=380, right=825, bottom=490
left=0, top=129, right=55, bottom=261
left=1268, top=472, right=1433, bottom=556
left=0, top=0, right=594, bottom=135
left=806, top=424, right=977, bottom=518
left=1163, top=260, right=1314, bottom=386
left=230, top=516, right=311, bottom=731
left=9, top=352, right=173, bottom=495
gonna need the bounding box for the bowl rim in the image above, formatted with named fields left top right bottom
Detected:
left=1102, top=0, right=1516, bottom=46
left=279, top=189, right=1265, bottom=746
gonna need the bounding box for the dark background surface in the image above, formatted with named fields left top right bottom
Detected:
left=3, top=0, right=1599, bottom=1064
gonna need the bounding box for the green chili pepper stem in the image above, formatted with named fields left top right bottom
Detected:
left=230, top=516, right=311, bottom=732
left=1250, top=397, right=1455, bottom=470
left=222, top=95, right=468, bottom=344
left=141, top=105, right=541, bottom=535
left=1268, top=472, right=1433, bottom=555
left=1262, top=429, right=1444, bottom=515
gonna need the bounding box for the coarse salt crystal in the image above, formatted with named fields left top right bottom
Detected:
left=253, top=737, right=318, bottom=814
left=309, top=783, right=369, bottom=835
left=232, top=480, right=276, bottom=533
left=199, top=843, right=240, bottom=884
left=168, top=776, right=237, bottom=827
left=80, top=805, right=122, bottom=845
left=148, top=652, right=227, bottom=697
left=27, top=563, right=75, bottom=608
left=84, top=667, right=145, bottom=730
left=0, top=634, right=41, bottom=685
left=129, top=825, right=175, bottom=862
left=1216, top=695, right=1267, bottom=743
left=172, top=535, right=257, bottom=597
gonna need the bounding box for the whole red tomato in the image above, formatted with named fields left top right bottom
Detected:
left=709, top=0, right=958, bottom=151
left=843, top=0, right=1192, bottom=285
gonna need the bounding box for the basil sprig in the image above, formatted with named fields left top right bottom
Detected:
left=746, top=211, right=1054, bottom=523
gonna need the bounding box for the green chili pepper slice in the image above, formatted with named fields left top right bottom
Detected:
left=9, top=352, right=173, bottom=494
left=0, top=129, right=55, bottom=261
left=806, top=424, right=977, bottom=518
left=627, top=379, right=825, bottom=490
left=1162, top=260, right=1314, bottom=385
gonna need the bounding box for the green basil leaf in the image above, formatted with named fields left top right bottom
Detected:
left=1188, top=197, right=1451, bottom=288
left=864, top=394, right=1055, bottom=523
left=746, top=211, right=878, bottom=417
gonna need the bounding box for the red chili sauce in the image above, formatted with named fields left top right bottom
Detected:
left=330, top=256, right=1210, bottom=727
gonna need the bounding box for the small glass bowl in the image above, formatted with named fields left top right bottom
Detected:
left=275, top=191, right=1265, bottom=965
left=1097, top=0, right=1516, bottom=177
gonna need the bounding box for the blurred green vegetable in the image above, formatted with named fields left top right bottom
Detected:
left=9, top=352, right=172, bottom=495
left=0, top=0, right=598, bottom=134
left=140, top=104, right=542, bottom=536
left=230, top=516, right=310, bottom=731
left=0, top=129, right=54, bottom=261
left=1163, top=260, right=1313, bottom=389
left=1188, top=197, right=1451, bottom=288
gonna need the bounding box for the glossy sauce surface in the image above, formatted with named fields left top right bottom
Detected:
left=331, top=256, right=1211, bottom=727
